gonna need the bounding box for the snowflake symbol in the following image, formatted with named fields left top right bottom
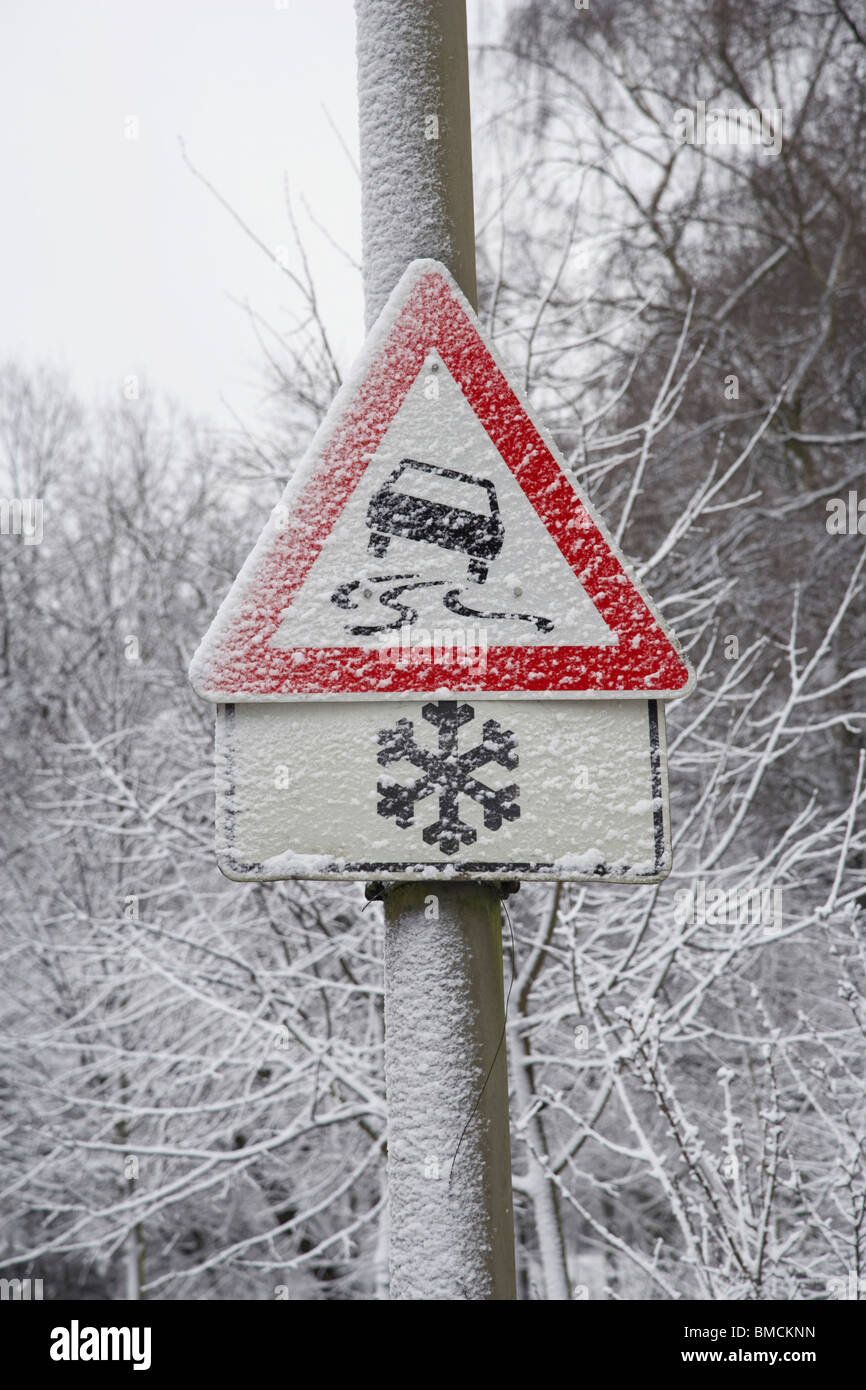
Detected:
left=376, top=701, right=520, bottom=856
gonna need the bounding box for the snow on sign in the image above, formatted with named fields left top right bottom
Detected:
left=213, top=698, right=670, bottom=883
left=190, top=260, right=693, bottom=702
left=190, top=260, right=695, bottom=883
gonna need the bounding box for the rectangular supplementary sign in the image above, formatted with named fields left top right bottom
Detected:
left=214, top=697, right=670, bottom=883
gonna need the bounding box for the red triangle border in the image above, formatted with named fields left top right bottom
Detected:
left=194, top=265, right=693, bottom=699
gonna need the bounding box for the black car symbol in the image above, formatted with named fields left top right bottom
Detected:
left=366, top=458, right=504, bottom=583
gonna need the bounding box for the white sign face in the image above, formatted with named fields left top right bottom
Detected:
left=214, top=697, right=670, bottom=883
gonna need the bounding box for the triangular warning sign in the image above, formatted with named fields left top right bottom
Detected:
left=190, top=261, right=694, bottom=701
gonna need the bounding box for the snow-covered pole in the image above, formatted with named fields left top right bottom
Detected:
left=381, top=884, right=516, bottom=1299
left=356, top=0, right=477, bottom=329
left=355, top=0, right=516, bottom=1300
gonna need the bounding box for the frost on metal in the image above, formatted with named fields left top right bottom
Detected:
left=384, top=887, right=511, bottom=1299
left=213, top=698, right=671, bottom=884
left=355, top=0, right=476, bottom=323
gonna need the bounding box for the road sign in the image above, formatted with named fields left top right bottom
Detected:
left=189, top=260, right=693, bottom=703
left=215, top=697, right=670, bottom=882
left=191, top=259, right=694, bottom=882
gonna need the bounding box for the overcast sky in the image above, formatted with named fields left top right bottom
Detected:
left=2, top=0, right=373, bottom=424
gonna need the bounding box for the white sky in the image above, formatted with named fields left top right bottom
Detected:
left=1, top=0, right=372, bottom=424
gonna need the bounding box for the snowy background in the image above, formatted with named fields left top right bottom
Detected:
left=2, top=0, right=865, bottom=1300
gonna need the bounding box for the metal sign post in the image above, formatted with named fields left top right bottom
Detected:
left=356, top=0, right=516, bottom=1300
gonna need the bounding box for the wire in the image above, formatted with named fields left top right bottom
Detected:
left=448, top=894, right=517, bottom=1185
